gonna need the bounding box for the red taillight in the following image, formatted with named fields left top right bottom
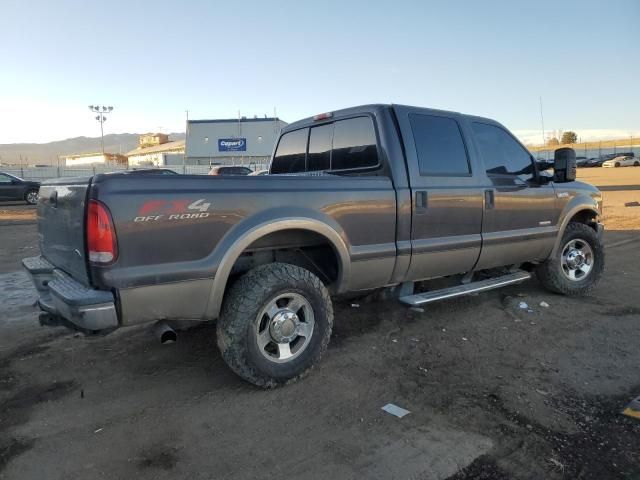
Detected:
left=87, top=200, right=118, bottom=264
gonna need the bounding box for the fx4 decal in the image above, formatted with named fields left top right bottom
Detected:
left=134, top=198, right=212, bottom=222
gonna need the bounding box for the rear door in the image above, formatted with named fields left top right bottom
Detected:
left=470, top=121, right=558, bottom=269
left=394, top=106, right=484, bottom=281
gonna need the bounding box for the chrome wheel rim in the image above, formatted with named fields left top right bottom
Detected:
left=255, top=292, right=314, bottom=364
left=561, top=238, right=594, bottom=281
left=27, top=191, right=38, bottom=204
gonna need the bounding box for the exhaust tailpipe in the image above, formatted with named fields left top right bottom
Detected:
left=154, top=321, right=177, bottom=344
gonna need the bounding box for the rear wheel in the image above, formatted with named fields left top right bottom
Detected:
left=615, top=162, right=620, bottom=167
left=25, top=189, right=38, bottom=205
left=536, top=222, right=604, bottom=296
left=634, top=161, right=639, bottom=167
left=217, top=263, right=333, bottom=388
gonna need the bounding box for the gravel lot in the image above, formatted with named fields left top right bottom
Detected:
left=0, top=169, right=639, bottom=479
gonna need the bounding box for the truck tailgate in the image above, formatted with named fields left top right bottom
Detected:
left=37, top=176, right=92, bottom=286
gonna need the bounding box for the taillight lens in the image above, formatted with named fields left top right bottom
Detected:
left=87, top=200, right=118, bottom=264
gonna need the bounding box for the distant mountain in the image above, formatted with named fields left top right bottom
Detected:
left=0, top=132, right=186, bottom=165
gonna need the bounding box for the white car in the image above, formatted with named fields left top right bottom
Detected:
left=602, top=156, right=639, bottom=167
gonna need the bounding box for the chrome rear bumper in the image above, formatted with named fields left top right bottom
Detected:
left=22, top=255, right=118, bottom=332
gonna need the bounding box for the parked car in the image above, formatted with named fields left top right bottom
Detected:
left=128, top=168, right=178, bottom=175
left=575, top=156, right=589, bottom=167
left=24, top=104, right=604, bottom=388
left=0, top=172, right=40, bottom=205
left=602, top=156, right=639, bottom=167
left=208, top=166, right=252, bottom=176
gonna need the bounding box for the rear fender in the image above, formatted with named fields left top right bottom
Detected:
left=204, top=216, right=350, bottom=320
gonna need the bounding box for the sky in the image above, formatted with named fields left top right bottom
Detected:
left=0, top=0, right=638, bottom=145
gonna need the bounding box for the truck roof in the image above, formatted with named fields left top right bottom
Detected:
left=283, top=104, right=500, bottom=133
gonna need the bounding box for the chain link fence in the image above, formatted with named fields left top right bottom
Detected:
left=1, top=162, right=270, bottom=182
left=531, top=143, right=639, bottom=162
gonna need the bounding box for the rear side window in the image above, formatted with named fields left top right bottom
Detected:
left=472, top=122, right=535, bottom=182
left=308, top=123, right=333, bottom=172
left=271, top=128, right=308, bottom=174
left=331, top=117, right=378, bottom=170
left=409, top=114, right=470, bottom=175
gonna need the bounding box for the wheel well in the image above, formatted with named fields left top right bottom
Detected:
left=227, top=229, right=340, bottom=288
left=568, top=209, right=598, bottom=231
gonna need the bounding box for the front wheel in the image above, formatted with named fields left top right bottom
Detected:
left=217, top=263, right=333, bottom=388
left=536, top=222, right=604, bottom=296
left=615, top=162, right=620, bottom=167
left=25, top=189, right=38, bottom=205
left=634, top=161, right=639, bottom=167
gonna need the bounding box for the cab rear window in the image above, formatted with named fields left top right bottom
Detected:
left=271, top=116, right=379, bottom=174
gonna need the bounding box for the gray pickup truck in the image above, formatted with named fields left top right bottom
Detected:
left=23, top=104, right=604, bottom=387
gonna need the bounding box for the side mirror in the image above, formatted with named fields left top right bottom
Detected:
left=553, top=147, right=576, bottom=183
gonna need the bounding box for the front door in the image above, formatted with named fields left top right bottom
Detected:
left=470, top=122, right=558, bottom=269
left=394, top=107, right=484, bottom=281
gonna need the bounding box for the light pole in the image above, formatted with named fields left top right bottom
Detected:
left=88, top=105, right=113, bottom=155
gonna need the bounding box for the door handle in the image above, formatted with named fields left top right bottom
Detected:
left=415, top=191, right=427, bottom=211
left=484, top=189, right=495, bottom=210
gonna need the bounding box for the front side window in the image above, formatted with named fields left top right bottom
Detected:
left=0, top=174, right=13, bottom=184
left=271, top=128, right=308, bottom=174
left=331, top=117, right=378, bottom=170
left=409, top=114, right=470, bottom=175
left=472, top=122, right=535, bottom=183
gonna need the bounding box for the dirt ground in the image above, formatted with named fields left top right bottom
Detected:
left=0, top=169, right=639, bottom=479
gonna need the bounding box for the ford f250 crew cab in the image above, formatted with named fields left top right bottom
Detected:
left=23, top=104, right=604, bottom=387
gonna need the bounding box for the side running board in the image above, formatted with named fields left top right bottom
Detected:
left=399, top=271, right=531, bottom=306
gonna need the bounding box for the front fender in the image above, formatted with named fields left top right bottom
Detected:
left=550, top=193, right=600, bottom=258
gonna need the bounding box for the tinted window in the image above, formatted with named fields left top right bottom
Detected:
left=331, top=117, right=378, bottom=170
left=472, top=122, right=535, bottom=182
left=409, top=114, right=470, bottom=175
left=307, top=123, right=333, bottom=172
left=271, top=128, right=308, bottom=174
left=0, top=174, right=12, bottom=183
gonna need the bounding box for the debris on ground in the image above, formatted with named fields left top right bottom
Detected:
left=391, top=339, right=398, bottom=343
left=409, top=337, right=420, bottom=342
left=624, top=201, right=640, bottom=207
left=94, top=428, right=103, bottom=433
left=462, top=337, right=468, bottom=341
left=418, top=366, right=428, bottom=373
left=548, top=457, right=566, bottom=473
left=622, top=395, right=640, bottom=419
left=536, top=389, right=550, bottom=396
left=519, top=301, right=529, bottom=309
left=351, top=303, right=360, bottom=308
left=409, top=307, right=425, bottom=313
left=540, top=301, right=550, bottom=308
left=381, top=403, right=411, bottom=418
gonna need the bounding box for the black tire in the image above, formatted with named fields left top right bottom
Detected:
left=536, top=222, right=604, bottom=296
left=615, top=162, right=620, bottom=167
left=217, top=263, right=333, bottom=388
left=634, top=161, right=639, bottom=167
left=25, top=189, right=38, bottom=205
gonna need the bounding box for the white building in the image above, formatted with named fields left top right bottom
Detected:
left=126, top=139, right=185, bottom=166
left=185, top=117, right=287, bottom=168
left=62, top=152, right=127, bottom=166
